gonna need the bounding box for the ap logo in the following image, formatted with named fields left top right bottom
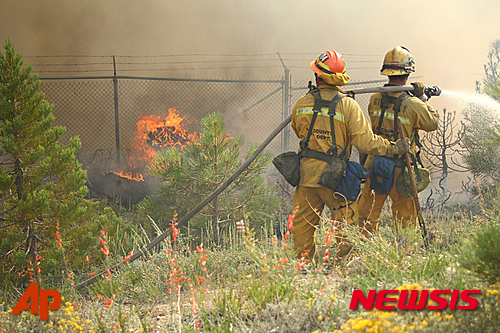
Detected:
left=11, top=283, right=61, bottom=320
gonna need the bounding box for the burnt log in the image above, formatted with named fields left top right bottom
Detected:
left=86, top=169, right=154, bottom=205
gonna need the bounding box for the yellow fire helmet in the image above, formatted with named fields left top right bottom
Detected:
left=380, top=46, right=415, bottom=76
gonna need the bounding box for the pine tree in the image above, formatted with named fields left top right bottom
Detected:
left=0, top=38, right=98, bottom=280
left=146, top=112, right=279, bottom=242
left=462, top=39, right=500, bottom=183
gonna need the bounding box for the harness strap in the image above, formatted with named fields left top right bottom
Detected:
left=298, top=149, right=332, bottom=162
left=300, top=88, right=327, bottom=151
left=376, top=93, right=389, bottom=135
left=300, top=88, right=347, bottom=161
left=376, top=91, right=410, bottom=168
left=326, top=93, right=346, bottom=156
left=377, top=92, right=410, bottom=140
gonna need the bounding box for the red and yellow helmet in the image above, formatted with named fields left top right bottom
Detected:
left=310, top=50, right=346, bottom=75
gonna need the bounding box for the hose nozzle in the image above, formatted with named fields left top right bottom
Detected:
left=425, top=86, right=442, bottom=98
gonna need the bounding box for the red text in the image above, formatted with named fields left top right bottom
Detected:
left=11, top=283, right=61, bottom=320
left=349, top=289, right=481, bottom=310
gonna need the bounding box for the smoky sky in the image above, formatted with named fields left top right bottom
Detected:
left=1, top=0, right=500, bottom=112
left=1, top=0, right=499, bottom=193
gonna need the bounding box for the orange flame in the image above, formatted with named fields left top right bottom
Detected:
left=114, top=108, right=196, bottom=180
left=109, top=171, right=145, bottom=182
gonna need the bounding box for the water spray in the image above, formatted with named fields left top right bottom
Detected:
left=440, top=90, right=500, bottom=113
left=77, top=84, right=441, bottom=290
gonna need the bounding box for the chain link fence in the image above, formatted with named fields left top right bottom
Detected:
left=39, top=75, right=384, bottom=171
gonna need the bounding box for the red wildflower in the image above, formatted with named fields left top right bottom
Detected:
left=103, top=299, right=113, bottom=308
left=175, top=276, right=187, bottom=284
left=295, top=262, right=306, bottom=271
left=197, top=254, right=207, bottom=266
left=195, top=244, right=205, bottom=253
left=124, top=251, right=132, bottom=264
left=100, top=247, right=110, bottom=256
left=171, top=225, right=180, bottom=242
left=287, top=215, right=294, bottom=230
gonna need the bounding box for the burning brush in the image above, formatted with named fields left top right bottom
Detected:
left=87, top=108, right=196, bottom=203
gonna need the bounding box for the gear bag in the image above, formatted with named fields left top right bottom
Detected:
left=335, top=160, right=370, bottom=201
left=396, top=152, right=430, bottom=198
left=370, top=156, right=396, bottom=194
left=272, top=151, right=300, bottom=187
left=318, top=151, right=348, bottom=190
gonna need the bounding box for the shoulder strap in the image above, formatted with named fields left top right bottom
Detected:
left=299, top=88, right=347, bottom=160
left=376, top=92, right=410, bottom=141
left=392, top=92, right=410, bottom=141
left=376, top=92, right=390, bottom=135
left=300, top=88, right=322, bottom=151
left=326, top=93, right=346, bottom=157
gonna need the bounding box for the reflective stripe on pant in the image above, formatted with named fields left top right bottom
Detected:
left=291, top=185, right=358, bottom=261
left=357, top=176, right=417, bottom=236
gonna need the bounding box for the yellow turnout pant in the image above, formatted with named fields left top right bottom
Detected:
left=357, top=175, right=417, bottom=236
left=291, top=185, right=357, bottom=261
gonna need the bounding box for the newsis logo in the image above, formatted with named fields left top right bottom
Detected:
left=11, top=283, right=62, bottom=320
left=349, top=289, right=481, bottom=310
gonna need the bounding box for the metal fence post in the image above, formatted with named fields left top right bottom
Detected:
left=113, top=56, right=121, bottom=166
left=278, top=53, right=292, bottom=152
left=282, top=67, right=291, bottom=151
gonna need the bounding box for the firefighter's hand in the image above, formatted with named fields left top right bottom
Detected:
left=388, top=138, right=410, bottom=155
left=411, top=82, right=428, bottom=102
left=411, top=82, right=425, bottom=97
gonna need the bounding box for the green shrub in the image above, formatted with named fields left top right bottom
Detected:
left=459, top=221, right=500, bottom=284
left=146, top=112, right=279, bottom=243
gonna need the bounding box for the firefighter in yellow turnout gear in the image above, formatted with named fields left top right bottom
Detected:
left=357, top=46, right=438, bottom=235
left=290, top=50, right=410, bottom=261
